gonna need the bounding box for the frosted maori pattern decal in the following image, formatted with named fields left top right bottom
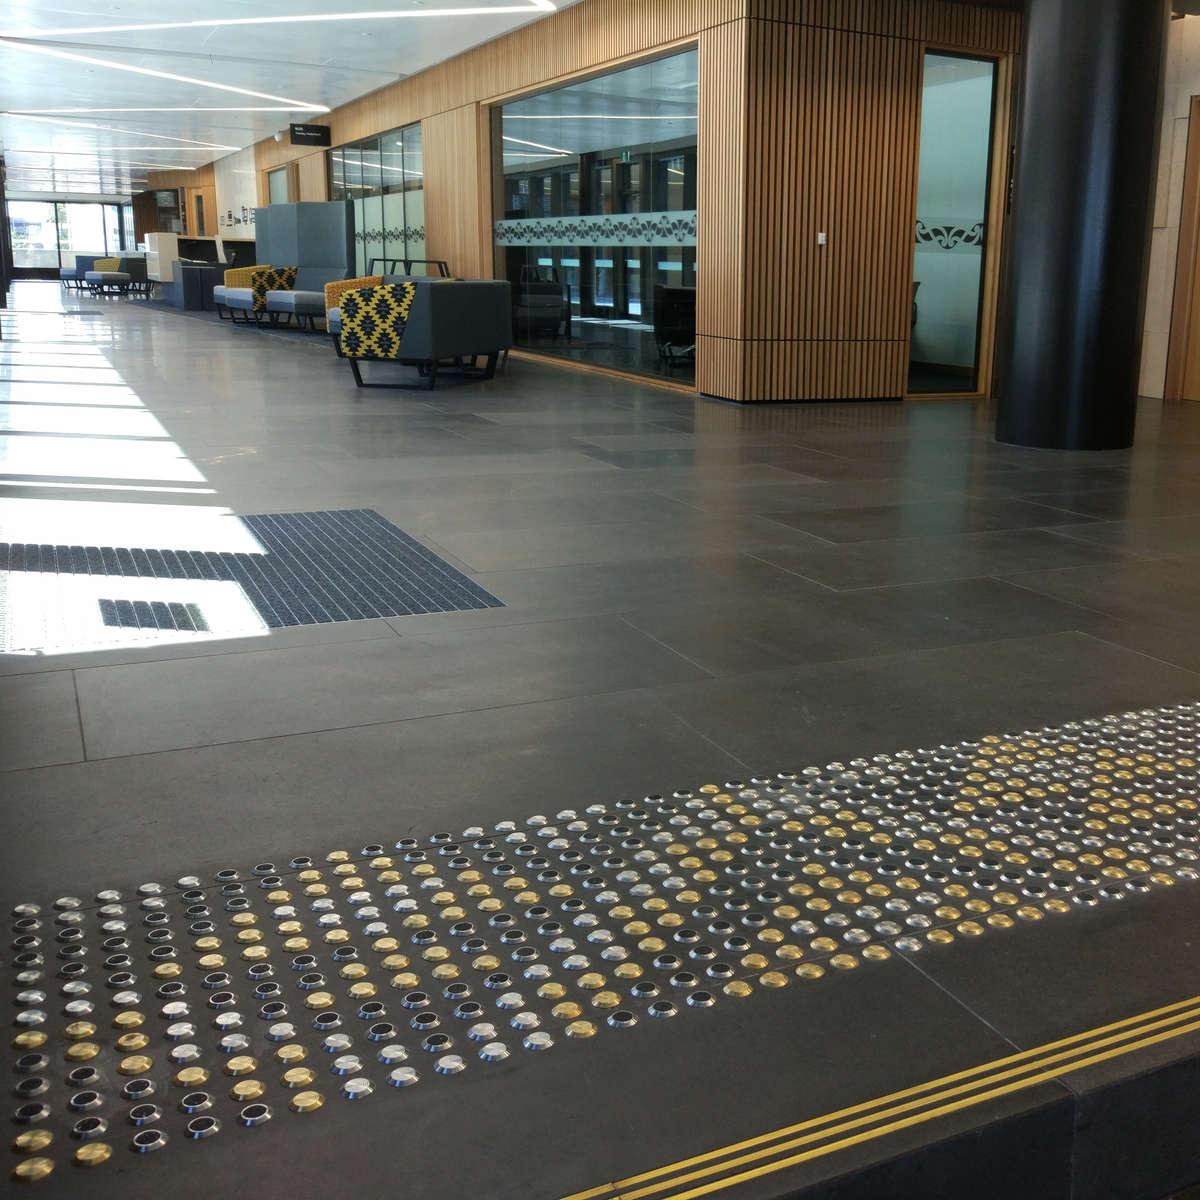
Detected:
left=915, top=218, right=985, bottom=250
left=494, top=210, right=697, bottom=248
left=354, top=227, right=426, bottom=246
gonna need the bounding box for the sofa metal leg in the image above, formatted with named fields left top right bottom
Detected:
left=349, top=358, right=365, bottom=388
left=484, top=352, right=498, bottom=380
left=330, top=334, right=343, bottom=358
left=426, top=361, right=438, bottom=390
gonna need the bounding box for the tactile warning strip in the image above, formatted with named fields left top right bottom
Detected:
left=8, top=702, right=1199, bottom=1183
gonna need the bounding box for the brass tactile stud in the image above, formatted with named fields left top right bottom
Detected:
left=74, top=1142, right=113, bottom=1167
left=289, top=1090, right=324, bottom=1113
left=12, top=1130, right=52, bottom=1154
left=12, top=1157, right=54, bottom=1182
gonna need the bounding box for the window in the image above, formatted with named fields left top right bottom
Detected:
left=268, top=167, right=289, bottom=204
left=496, top=48, right=698, bottom=381
left=5, top=199, right=130, bottom=270
left=7, top=201, right=59, bottom=269
left=329, top=122, right=425, bottom=275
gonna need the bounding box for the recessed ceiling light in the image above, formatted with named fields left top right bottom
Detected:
left=0, top=39, right=330, bottom=112
left=0, top=3, right=556, bottom=37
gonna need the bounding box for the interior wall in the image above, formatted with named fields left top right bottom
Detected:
left=709, top=4, right=1018, bottom=401
left=182, top=0, right=1019, bottom=401
left=142, top=163, right=216, bottom=236
left=212, top=148, right=258, bottom=238
left=423, top=105, right=490, bottom=279
left=1142, top=15, right=1200, bottom=399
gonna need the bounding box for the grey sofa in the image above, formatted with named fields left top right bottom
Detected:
left=336, top=279, right=512, bottom=389
left=219, top=200, right=355, bottom=332
left=60, top=254, right=103, bottom=290
left=83, top=256, right=149, bottom=298
left=264, top=266, right=347, bottom=329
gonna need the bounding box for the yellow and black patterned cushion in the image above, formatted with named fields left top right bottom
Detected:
left=249, top=266, right=297, bottom=312
left=92, top=258, right=121, bottom=272
left=223, top=265, right=268, bottom=289
left=339, top=282, right=416, bottom=360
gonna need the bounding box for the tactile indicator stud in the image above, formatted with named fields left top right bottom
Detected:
left=289, top=1091, right=324, bottom=1113
left=11, top=1157, right=54, bottom=1183
left=74, top=1142, right=113, bottom=1167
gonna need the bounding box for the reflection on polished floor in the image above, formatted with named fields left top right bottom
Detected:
left=4, top=280, right=1200, bottom=1199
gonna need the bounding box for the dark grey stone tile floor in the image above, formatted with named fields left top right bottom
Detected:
left=2, top=281, right=1200, bottom=898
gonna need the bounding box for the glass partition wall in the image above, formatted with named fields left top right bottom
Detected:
left=496, top=48, right=698, bottom=381
left=908, top=53, right=998, bottom=395
left=6, top=199, right=134, bottom=273
left=330, top=123, right=426, bottom=276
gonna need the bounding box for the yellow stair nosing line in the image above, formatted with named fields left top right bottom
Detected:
left=617, top=1008, right=1200, bottom=1200
left=658, top=1015, right=1200, bottom=1200
left=560, top=992, right=1200, bottom=1200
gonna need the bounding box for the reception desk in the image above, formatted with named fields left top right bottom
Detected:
left=145, top=234, right=256, bottom=283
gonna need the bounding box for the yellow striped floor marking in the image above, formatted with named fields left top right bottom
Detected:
left=563, top=993, right=1200, bottom=1200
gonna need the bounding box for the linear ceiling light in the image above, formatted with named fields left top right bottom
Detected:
left=9, top=147, right=211, bottom=154
left=0, top=3, right=556, bottom=37
left=0, top=39, right=329, bottom=111
left=7, top=108, right=309, bottom=114
left=502, top=134, right=570, bottom=155
left=0, top=112, right=238, bottom=149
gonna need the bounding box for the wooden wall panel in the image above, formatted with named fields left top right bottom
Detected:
left=131, top=190, right=157, bottom=244
left=697, top=336, right=746, bottom=403
left=296, top=153, right=329, bottom=203
left=749, top=0, right=1020, bottom=52
left=145, top=164, right=214, bottom=192
left=423, top=105, right=488, bottom=279
left=697, top=19, right=748, bottom=347
left=735, top=20, right=922, bottom=399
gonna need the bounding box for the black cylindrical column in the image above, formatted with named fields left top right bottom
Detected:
left=996, top=0, right=1171, bottom=449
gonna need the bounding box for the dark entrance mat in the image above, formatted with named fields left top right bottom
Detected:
left=0, top=508, right=504, bottom=629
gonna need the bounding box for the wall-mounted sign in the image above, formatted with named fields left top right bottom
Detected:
left=290, top=123, right=331, bottom=147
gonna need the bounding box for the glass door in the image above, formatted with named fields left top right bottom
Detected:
left=908, top=53, right=998, bottom=395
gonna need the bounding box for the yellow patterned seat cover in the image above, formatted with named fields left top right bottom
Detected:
left=92, top=258, right=121, bottom=271
left=249, top=266, right=297, bottom=312
left=339, top=282, right=416, bottom=359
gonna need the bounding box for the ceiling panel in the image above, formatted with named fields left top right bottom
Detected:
left=0, top=0, right=578, bottom=197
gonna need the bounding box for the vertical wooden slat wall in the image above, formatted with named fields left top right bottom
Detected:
left=423, top=105, right=489, bottom=279
left=731, top=0, right=1020, bottom=400
left=296, top=154, right=329, bottom=203
left=152, top=0, right=1020, bottom=402
left=696, top=18, right=750, bottom=402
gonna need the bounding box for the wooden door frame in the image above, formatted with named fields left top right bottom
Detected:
left=1165, top=96, right=1200, bottom=401
left=903, top=46, right=1015, bottom=401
